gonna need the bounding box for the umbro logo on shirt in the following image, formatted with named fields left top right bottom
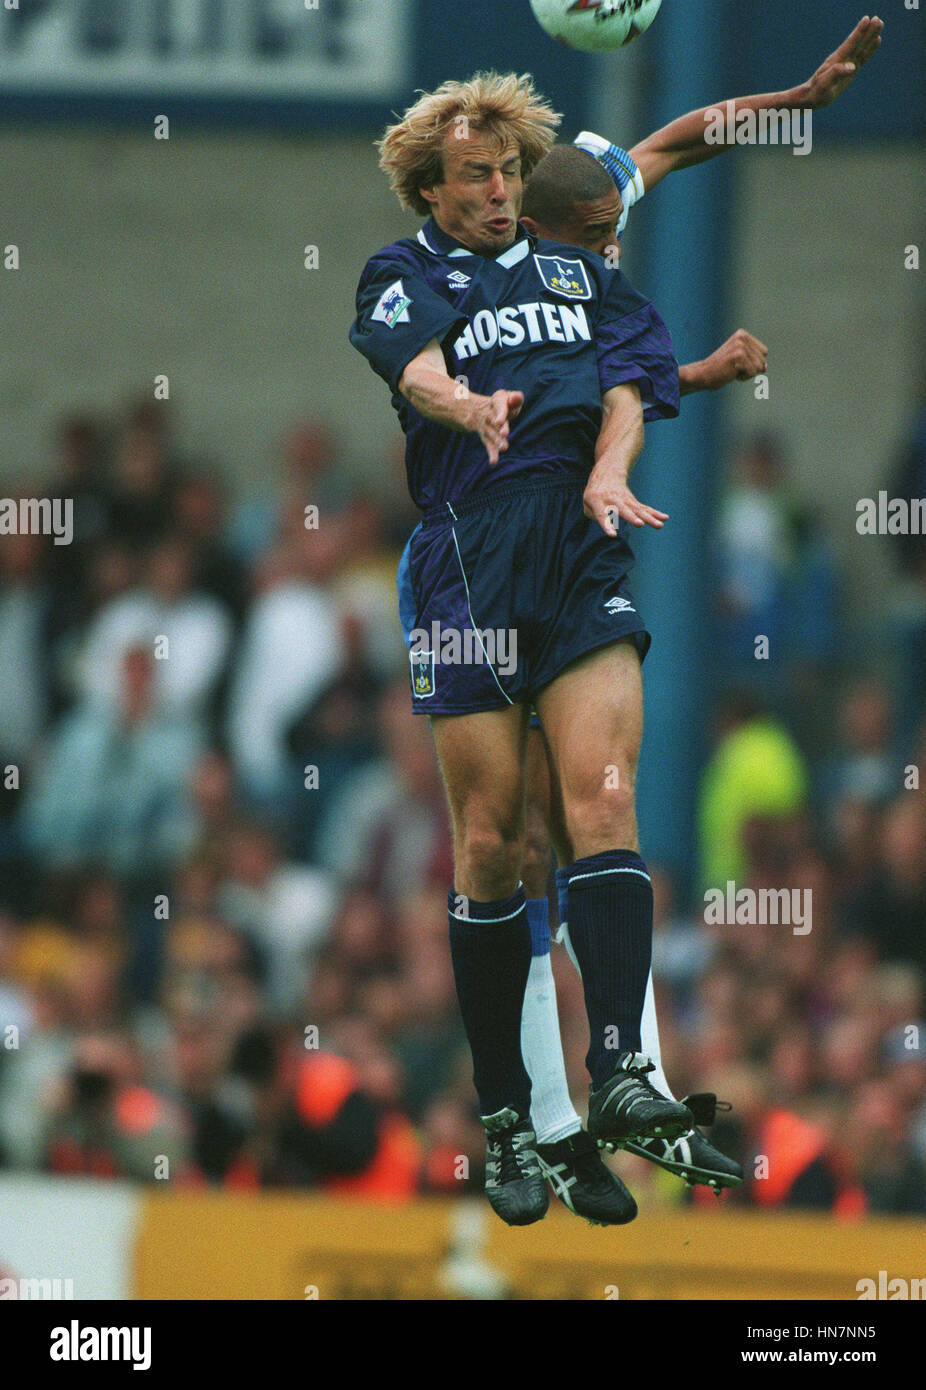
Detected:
left=447, top=270, right=471, bottom=289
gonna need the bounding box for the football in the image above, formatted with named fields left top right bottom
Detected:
left=529, top=0, right=662, bottom=52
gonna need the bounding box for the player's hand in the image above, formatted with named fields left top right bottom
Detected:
left=474, top=388, right=524, bottom=466
left=803, top=15, right=883, bottom=109
left=700, top=329, right=768, bottom=389
left=584, top=472, right=668, bottom=538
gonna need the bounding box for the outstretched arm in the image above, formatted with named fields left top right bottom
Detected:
left=629, top=15, right=883, bottom=192
left=679, top=329, right=768, bottom=397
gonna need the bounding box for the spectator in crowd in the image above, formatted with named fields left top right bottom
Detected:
left=172, top=469, right=247, bottom=623
left=215, top=820, right=337, bottom=1016
left=20, top=645, right=202, bottom=883
left=43, top=1030, right=196, bottom=1183
left=226, top=523, right=344, bottom=808
left=315, top=680, right=452, bottom=906
left=845, top=1079, right=926, bottom=1215
left=228, top=418, right=348, bottom=567
left=697, top=689, right=809, bottom=890
left=328, top=492, right=408, bottom=684
left=282, top=1075, right=416, bottom=1197
left=0, top=966, right=75, bottom=1171
left=714, top=431, right=839, bottom=713
left=840, top=796, right=926, bottom=976
left=76, top=536, right=232, bottom=723
left=819, top=678, right=900, bottom=812
left=106, top=398, right=179, bottom=549
left=44, top=411, right=110, bottom=609
left=284, top=600, right=387, bottom=861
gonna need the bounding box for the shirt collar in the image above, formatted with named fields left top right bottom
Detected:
left=417, top=216, right=536, bottom=263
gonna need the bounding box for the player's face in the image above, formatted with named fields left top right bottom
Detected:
left=544, top=191, right=624, bottom=258
left=421, top=130, right=523, bottom=256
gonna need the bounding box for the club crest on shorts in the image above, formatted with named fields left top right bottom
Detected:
left=410, top=648, right=436, bottom=698
left=533, top=254, right=592, bottom=301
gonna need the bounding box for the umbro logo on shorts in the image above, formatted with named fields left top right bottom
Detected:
left=604, top=596, right=635, bottom=614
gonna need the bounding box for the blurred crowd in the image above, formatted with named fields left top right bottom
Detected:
left=0, top=395, right=924, bottom=1215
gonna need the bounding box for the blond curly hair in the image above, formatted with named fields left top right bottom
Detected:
left=378, top=71, right=561, bottom=217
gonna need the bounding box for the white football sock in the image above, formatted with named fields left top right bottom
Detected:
left=557, top=922, right=676, bottom=1101
left=523, top=901, right=582, bottom=1144
left=640, top=969, right=675, bottom=1100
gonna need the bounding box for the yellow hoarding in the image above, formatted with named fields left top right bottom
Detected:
left=133, top=1194, right=926, bottom=1301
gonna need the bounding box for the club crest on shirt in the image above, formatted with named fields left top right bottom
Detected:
left=410, top=649, right=435, bottom=698
left=371, top=279, right=412, bottom=328
left=533, top=254, right=592, bottom=301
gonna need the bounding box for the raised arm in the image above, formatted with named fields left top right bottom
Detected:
left=629, top=15, right=883, bottom=192
left=398, top=339, right=524, bottom=466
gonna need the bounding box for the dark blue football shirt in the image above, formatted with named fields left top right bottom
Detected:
left=349, top=216, right=679, bottom=513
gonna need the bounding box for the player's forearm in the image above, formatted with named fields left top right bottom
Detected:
left=593, top=388, right=644, bottom=478
left=631, top=88, right=805, bottom=184
left=679, top=330, right=769, bottom=395
left=585, top=383, right=664, bottom=536
left=398, top=360, right=481, bottom=435
left=678, top=361, right=704, bottom=397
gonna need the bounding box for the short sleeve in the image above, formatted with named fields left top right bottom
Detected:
left=594, top=271, right=679, bottom=422
left=349, top=259, right=468, bottom=394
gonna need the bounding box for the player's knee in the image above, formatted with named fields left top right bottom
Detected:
left=458, top=820, right=522, bottom=896
left=565, top=774, right=637, bottom=850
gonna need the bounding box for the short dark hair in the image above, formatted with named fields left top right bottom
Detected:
left=521, top=143, right=616, bottom=230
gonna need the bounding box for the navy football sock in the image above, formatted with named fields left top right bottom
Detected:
left=448, top=884, right=533, bottom=1119
left=566, top=850, right=653, bottom=1089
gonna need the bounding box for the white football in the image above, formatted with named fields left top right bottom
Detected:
left=529, top=0, right=662, bottom=52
